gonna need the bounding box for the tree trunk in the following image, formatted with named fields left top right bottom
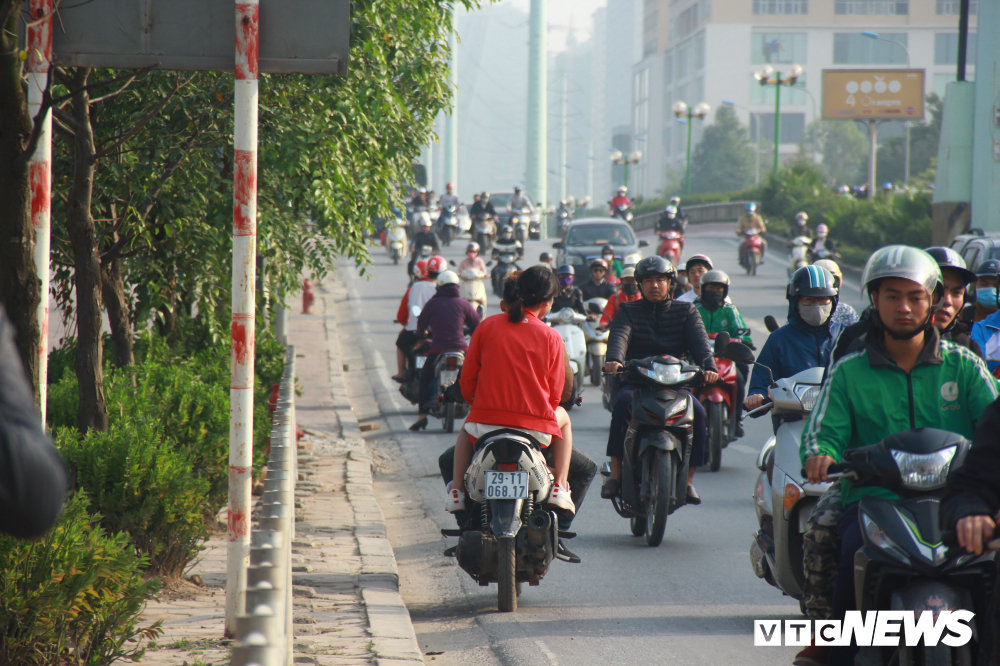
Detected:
left=65, top=68, right=108, bottom=433
left=0, top=4, right=42, bottom=409
left=101, top=256, right=134, bottom=368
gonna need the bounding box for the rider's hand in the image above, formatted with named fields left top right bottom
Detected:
left=805, top=455, right=836, bottom=484
left=605, top=360, right=622, bottom=375
left=744, top=394, right=765, bottom=410
left=586, top=314, right=598, bottom=321
left=957, top=515, right=996, bottom=555
left=703, top=371, right=719, bottom=384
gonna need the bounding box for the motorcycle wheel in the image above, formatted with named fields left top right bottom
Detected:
left=630, top=516, right=647, bottom=537
left=392, top=249, right=400, bottom=265
left=444, top=403, right=455, bottom=433
left=442, top=225, right=451, bottom=246
left=497, top=536, right=517, bottom=612
left=707, top=402, right=723, bottom=472
left=749, top=250, right=759, bottom=276
left=644, top=449, right=674, bottom=547
left=590, top=354, right=604, bottom=386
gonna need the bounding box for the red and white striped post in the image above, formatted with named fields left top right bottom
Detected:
left=227, top=0, right=259, bottom=635
left=27, top=0, right=53, bottom=426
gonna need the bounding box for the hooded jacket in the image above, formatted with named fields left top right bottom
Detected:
left=415, top=283, right=481, bottom=352
left=695, top=299, right=752, bottom=345
left=606, top=297, right=717, bottom=371
left=970, top=309, right=1000, bottom=372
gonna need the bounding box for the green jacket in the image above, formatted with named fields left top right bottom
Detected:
left=801, top=328, right=998, bottom=507
left=695, top=301, right=753, bottom=346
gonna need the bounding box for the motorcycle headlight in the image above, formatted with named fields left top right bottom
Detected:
left=558, top=308, right=576, bottom=324
left=793, top=384, right=821, bottom=411
left=511, top=216, right=519, bottom=224
left=641, top=362, right=697, bottom=386
left=624, top=253, right=641, bottom=265
left=890, top=446, right=957, bottom=491
left=862, top=513, right=911, bottom=566
left=567, top=255, right=583, bottom=265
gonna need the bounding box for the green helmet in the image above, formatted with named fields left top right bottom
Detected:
left=861, top=245, right=943, bottom=302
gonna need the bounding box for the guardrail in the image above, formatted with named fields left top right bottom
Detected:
left=231, top=347, right=297, bottom=666
left=632, top=201, right=752, bottom=232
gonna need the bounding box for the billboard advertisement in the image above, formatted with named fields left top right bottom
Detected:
left=822, top=69, right=925, bottom=120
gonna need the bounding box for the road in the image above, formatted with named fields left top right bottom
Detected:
left=336, top=223, right=866, bottom=666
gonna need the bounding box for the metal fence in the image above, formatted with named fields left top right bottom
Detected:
left=231, top=346, right=297, bottom=666
left=632, top=201, right=752, bottom=232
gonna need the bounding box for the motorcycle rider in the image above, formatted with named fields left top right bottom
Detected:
left=657, top=205, right=685, bottom=234
left=552, top=265, right=586, bottom=314
left=580, top=258, right=619, bottom=303
left=609, top=185, right=632, bottom=216
left=411, top=187, right=429, bottom=210
left=509, top=186, right=534, bottom=213
left=601, top=255, right=719, bottom=505
left=798, top=246, right=997, bottom=666
left=470, top=191, right=497, bottom=220
left=393, top=258, right=441, bottom=382
left=744, top=266, right=844, bottom=434
left=966, top=258, right=1000, bottom=324
left=539, top=251, right=554, bottom=268
left=410, top=270, right=482, bottom=431
left=669, top=196, right=687, bottom=224
left=788, top=211, right=811, bottom=240
left=492, top=225, right=523, bottom=258
left=735, top=202, right=767, bottom=265
left=599, top=266, right=641, bottom=329
left=812, top=259, right=859, bottom=326
left=969, top=264, right=1000, bottom=373
left=407, top=214, right=442, bottom=277
left=809, top=224, right=837, bottom=262
left=695, top=270, right=752, bottom=438
left=676, top=254, right=713, bottom=303
left=601, top=244, right=623, bottom=280
left=437, top=182, right=460, bottom=229
left=459, top=241, right=488, bottom=274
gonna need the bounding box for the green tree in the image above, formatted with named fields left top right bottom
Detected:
left=689, top=106, right=755, bottom=194
left=802, top=120, right=869, bottom=187
left=876, top=93, right=943, bottom=186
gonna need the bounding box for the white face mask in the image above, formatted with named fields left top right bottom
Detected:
left=799, top=302, right=833, bottom=327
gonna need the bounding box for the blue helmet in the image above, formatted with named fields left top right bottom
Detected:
left=745, top=202, right=757, bottom=212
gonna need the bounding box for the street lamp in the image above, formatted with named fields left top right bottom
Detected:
left=673, top=100, right=710, bottom=196
left=610, top=149, right=642, bottom=191
left=722, top=99, right=762, bottom=185
left=755, top=63, right=803, bottom=173
left=862, top=31, right=914, bottom=187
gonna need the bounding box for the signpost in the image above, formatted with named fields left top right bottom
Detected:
left=822, top=68, right=924, bottom=194
left=23, top=0, right=348, bottom=637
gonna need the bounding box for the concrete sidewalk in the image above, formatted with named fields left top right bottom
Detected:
left=132, top=277, right=422, bottom=666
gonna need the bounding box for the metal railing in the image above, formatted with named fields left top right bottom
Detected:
left=231, top=347, right=297, bottom=666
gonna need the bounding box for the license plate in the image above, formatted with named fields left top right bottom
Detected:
left=415, top=356, right=427, bottom=368
left=484, top=471, right=529, bottom=499
left=439, top=369, right=459, bottom=387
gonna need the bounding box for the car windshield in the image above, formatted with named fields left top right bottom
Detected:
left=489, top=194, right=511, bottom=209
left=566, top=223, right=635, bottom=247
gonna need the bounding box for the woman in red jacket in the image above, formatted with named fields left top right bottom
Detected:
left=447, top=266, right=575, bottom=514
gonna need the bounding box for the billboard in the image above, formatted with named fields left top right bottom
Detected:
left=821, top=69, right=925, bottom=121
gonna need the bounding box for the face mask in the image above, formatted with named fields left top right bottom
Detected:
left=622, top=282, right=639, bottom=296
left=799, top=302, right=833, bottom=327
left=467, top=252, right=477, bottom=260
left=603, top=255, right=614, bottom=264
left=977, top=287, right=998, bottom=308
left=701, top=291, right=725, bottom=310
left=559, top=276, right=574, bottom=288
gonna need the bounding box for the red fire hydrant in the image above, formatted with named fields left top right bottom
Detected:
left=302, top=278, right=315, bottom=314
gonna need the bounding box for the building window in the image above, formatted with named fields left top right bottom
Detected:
left=835, top=0, right=907, bottom=14
left=634, top=69, right=650, bottom=139
left=664, top=52, right=673, bottom=86
left=753, top=0, right=808, bottom=15
left=935, top=33, right=977, bottom=66
left=695, top=33, right=705, bottom=71
left=834, top=33, right=908, bottom=65
left=937, top=0, right=976, bottom=14
left=669, top=0, right=712, bottom=42
left=677, top=45, right=689, bottom=80
left=750, top=74, right=808, bottom=106
left=752, top=33, right=807, bottom=65
left=751, top=113, right=806, bottom=144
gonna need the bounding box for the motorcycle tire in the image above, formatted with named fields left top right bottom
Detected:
left=442, top=225, right=451, bottom=246
left=529, top=231, right=540, bottom=241
left=392, top=250, right=400, bottom=266
left=497, top=536, right=517, bottom=612
left=644, top=449, right=674, bottom=547
left=630, top=516, right=647, bottom=537
left=444, top=402, right=455, bottom=433
left=707, top=402, right=723, bottom=472
left=590, top=354, right=604, bottom=386
left=749, top=250, right=759, bottom=276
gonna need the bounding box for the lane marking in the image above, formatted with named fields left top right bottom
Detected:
left=729, top=443, right=758, bottom=455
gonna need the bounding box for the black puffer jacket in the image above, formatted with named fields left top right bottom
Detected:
left=606, top=298, right=717, bottom=371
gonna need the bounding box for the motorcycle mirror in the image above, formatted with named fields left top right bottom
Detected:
left=724, top=341, right=756, bottom=365
left=486, top=260, right=493, bottom=267
left=589, top=302, right=603, bottom=314
left=552, top=241, right=565, bottom=249
left=713, top=332, right=731, bottom=355
left=449, top=259, right=457, bottom=266
left=638, top=240, right=649, bottom=248
left=764, top=315, right=780, bottom=333
left=753, top=360, right=777, bottom=387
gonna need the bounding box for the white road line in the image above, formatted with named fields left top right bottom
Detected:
left=729, top=444, right=758, bottom=455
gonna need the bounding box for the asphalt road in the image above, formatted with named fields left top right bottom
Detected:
left=338, top=223, right=866, bottom=666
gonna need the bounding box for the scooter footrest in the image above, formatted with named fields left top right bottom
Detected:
left=440, top=528, right=462, bottom=537
left=558, top=530, right=576, bottom=539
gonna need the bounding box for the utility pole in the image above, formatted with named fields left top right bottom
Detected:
left=560, top=68, right=568, bottom=203
left=867, top=120, right=878, bottom=197
left=586, top=143, right=594, bottom=205
left=444, top=11, right=458, bottom=191
left=526, top=0, right=547, bottom=233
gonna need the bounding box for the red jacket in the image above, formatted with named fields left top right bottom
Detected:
left=600, top=290, right=642, bottom=327
left=396, top=288, right=411, bottom=326
left=460, top=309, right=565, bottom=438
left=610, top=195, right=631, bottom=209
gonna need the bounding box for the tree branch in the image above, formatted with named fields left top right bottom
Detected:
left=50, top=65, right=156, bottom=107
left=93, top=72, right=192, bottom=160
left=88, top=72, right=139, bottom=105
left=51, top=106, right=80, bottom=135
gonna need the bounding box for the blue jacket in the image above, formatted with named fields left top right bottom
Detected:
left=749, top=305, right=845, bottom=399
left=970, top=310, right=1000, bottom=372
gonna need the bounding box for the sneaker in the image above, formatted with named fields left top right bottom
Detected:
left=546, top=482, right=576, bottom=515
left=444, top=484, right=466, bottom=513
left=792, top=644, right=829, bottom=666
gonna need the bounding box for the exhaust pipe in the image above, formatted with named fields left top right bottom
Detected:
left=526, top=510, right=551, bottom=547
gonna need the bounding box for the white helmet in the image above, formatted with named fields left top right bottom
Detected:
left=618, top=185, right=628, bottom=194
left=437, top=270, right=460, bottom=287
left=670, top=196, right=681, bottom=205
left=418, top=211, right=432, bottom=226
left=795, top=211, right=808, bottom=223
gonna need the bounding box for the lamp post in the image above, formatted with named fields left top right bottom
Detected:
left=862, top=31, right=913, bottom=187
left=610, top=149, right=642, bottom=191
left=754, top=63, right=803, bottom=173
left=722, top=99, right=762, bottom=185
left=672, top=101, right=710, bottom=196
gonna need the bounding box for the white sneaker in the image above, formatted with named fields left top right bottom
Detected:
left=444, top=483, right=466, bottom=513
left=546, top=482, right=576, bottom=515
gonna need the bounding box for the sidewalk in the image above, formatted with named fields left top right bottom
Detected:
left=133, top=276, right=422, bottom=666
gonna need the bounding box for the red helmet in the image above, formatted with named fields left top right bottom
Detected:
left=427, top=256, right=447, bottom=274
left=590, top=258, right=609, bottom=270
left=413, top=259, right=429, bottom=280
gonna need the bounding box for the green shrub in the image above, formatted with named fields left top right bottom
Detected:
left=0, top=493, right=161, bottom=665
left=56, top=419, right=210, bottom=579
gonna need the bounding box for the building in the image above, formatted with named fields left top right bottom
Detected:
left=631, top=0, right=978, bottom=198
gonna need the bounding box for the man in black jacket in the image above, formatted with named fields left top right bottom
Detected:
left=552, top=264, right=586, bottom=314
left=579, top=258, right=619, bottom=302
left=600, top=255, right=718, bottom=504
left=0, top=304, right=67, bottom=538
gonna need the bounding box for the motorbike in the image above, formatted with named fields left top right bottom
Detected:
left=556, top=208, right=573, bottom=238
left=809, top=241, right=841, bottom=264
left=544, top=308, right=586, bottom=410
left=386, top=218, right=409, bottom=265
left=824, top=428, right=998, bottom=666
left=439, top=205, right=459, bottom=247
left=528, top=209, right=542, bottom=240
left=399, top=309, right=431, bottom=406
left=474, top=214, right=495, bottom=251
left=459, top=268, right=487, bottom=317
left=490, top=248, right=522, bottom=297
left=408, top=244, right=435, bottom=285
left=582, top=299, right=609, bottom=386
left=458, top=206, right=472, bottom=239
left=787, top=235, right=813, bottom=278
left=600, top=354, right=704, bottom=546
left=446, top=429, right=562, bottom=612
left=428, top=350, right=469, bottom=433
left=740, top=229, right=764, bottom=276
left=611, top=204, right=634, bottom=224
left=510, top=207, right=531, bottom=244
left=657, top=230, right=684, bottom=267
left=693, top=332, right=742, bottom=473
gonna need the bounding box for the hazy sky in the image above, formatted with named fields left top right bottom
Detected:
left=498, top=0, right=607, bottom=52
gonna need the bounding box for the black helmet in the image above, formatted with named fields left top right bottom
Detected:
left=635, top=255, right=677, bottom=283
left=925, top=246, right=975, bottom=284
left=540, top=251, right=553, bottom=262
left=556, top=264, right=575, bottom=276
left=975, top=258, right=1000, bottom=279
left=787, top=265, right=838, bottom=300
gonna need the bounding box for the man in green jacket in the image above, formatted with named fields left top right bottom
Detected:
left=797, top=246, right=998, bottom=666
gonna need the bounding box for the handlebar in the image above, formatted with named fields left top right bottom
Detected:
left=743, top=399, right=773, bottom=418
